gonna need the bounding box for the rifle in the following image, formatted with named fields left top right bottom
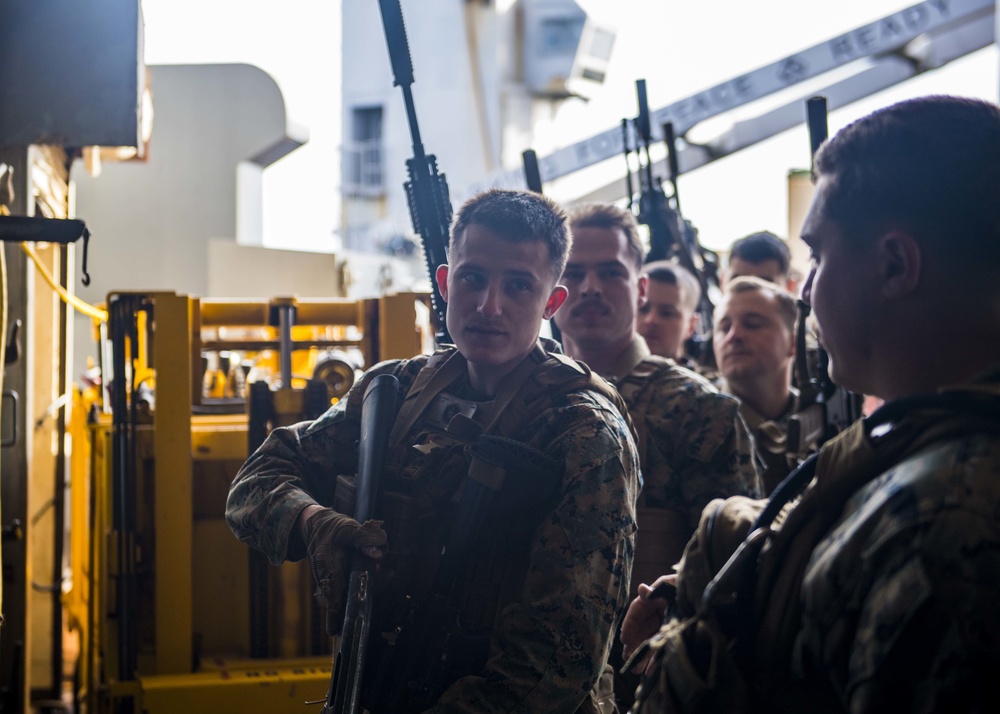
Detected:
left=521, top=149, right=543, bottom=194
left=787, top=96, right=864, bottom=458
left=521, top=149, right=563, bottom=345
left=624, top=79, right=720, bottom=363
left=322, top=374, right=400, bottom=714
left=377, top=0, right=453, bottom=345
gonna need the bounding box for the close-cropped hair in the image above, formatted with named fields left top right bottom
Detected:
left=642, top=260, right=701, bottom=312
left=729, top=231, right=790, bottom=275
left=721, top=276, right=798, bottom=333
left=567, top=203, right=644, bottom=270
left=450, top=188, right=571, bottom=281
left=813, top=95, right=1000, bottom=269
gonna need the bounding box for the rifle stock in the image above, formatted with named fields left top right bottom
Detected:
left=377, top=0, right=453, bottom=345
left=322, top=374, right=399, bottom=714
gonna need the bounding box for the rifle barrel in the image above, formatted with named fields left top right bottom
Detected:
left=663, top=121, right=681, bottom=215
left=807, top=96, right=828, bottom=169
left=522, top=150, right=542, bottom=193
left=621, top=119, right=635, bottom=211
left=377, top=0, right=427, bottom=156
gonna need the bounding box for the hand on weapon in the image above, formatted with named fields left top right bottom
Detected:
left=620, top=575, right=677, bottom=674
left=306, top=509, right=387, bottom=622
left=321, top=374, right=399, bottom=714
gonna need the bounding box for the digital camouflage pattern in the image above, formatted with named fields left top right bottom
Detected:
left=632, top=365, right=1000, bottom=714
left=227, top=342, right=640, bottom=714
left=721, top=383, right=801, bottom=496
left=792, top=371, right=1000, bottom=713
left=608, top=337, right=760, bottom=584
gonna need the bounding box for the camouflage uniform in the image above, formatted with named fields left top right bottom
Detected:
left=716, top=380, right=800, bottom=495
left=227, top=342, right=640, bottom=714
left=632, top=366, right=1000, bottom=714
left=678, top=356, right=720, bottom=384
left=607, top=336, right=760, bottom=589
left=791, top=371, right=1000, bottom=713
left=605, top=337, right=759, bottom=713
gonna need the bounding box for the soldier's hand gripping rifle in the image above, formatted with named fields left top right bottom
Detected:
left=624, top=79, right=720, bottom=362
left=377, top=0, right=453, bottom=345
left=321, top=374, right=399, bottom=714
left=787, top=96, right=863, bottom=458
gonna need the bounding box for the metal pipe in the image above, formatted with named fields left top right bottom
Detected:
left=277, top=304, right=294, bottom=389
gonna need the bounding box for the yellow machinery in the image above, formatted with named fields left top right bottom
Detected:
left=69, top=291, right=430, bottom=713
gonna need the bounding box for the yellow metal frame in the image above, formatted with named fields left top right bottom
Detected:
left=73, top=291, right=430, bottom=712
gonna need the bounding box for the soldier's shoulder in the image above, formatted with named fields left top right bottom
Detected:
left=856, top=431, right=1000, bottom=532
left=626, top=356, right=739, bottom=413
left=530, top=350, right=622, bottom=410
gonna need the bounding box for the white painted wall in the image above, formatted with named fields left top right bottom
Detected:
left=70, top=63, right=306, bottom=375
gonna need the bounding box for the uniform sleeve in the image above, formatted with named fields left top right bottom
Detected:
left=225, top=361, right=403, bottom=565
left=428, top=403, right=640, bottom=714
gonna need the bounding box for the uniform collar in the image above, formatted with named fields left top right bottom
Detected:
left=607, top=335, right=651, bottom=383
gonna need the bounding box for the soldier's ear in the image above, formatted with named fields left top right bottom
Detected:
left=877, top=230, right=921, bottom=300
left=436, top=265, right=450, bottom=303
left=685, top=313, right=698, bottom=340
left=543, top=286, right=568, bottom=319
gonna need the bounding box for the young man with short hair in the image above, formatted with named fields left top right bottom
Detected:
left=626, top=95, right=1000, bottom=713
left=555, top=201, right=759, bottom=599
left=228, top=188, right=640, bottom=714
left=713, top=276, right=799, bottom=493
left=724, top=230, right=794, bottom=291
left=636, top=260, right=700, bottom=363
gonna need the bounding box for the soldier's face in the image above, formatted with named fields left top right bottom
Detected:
left=437, top=224, right=566, bottom=392
left=800, top=178, right=878, bottom=395
left=555, top=225, right=642, bottom=353
left=713, top=290, right=794, bottom=384
left=637, top=280, right=696, bottom=360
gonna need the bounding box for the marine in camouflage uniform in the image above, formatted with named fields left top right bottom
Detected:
left=554, top=204, right=760, bottom=590
left=629, top=369, right=1000, bottom=714
left=712, top=276, right=803, bottom=496
left=229, top=188, right=640, bottom=714
left=606, top=335, right=758, bottom=588
left=792, top=372, right=1000, bottom=712
left=228, top=343, right=638, bottom=713
left=554, top=203, right=759, bottom=711
left=623, top=96, right=1000, bottom=714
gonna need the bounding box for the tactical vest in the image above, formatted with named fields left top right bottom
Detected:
left=630, top=390, right=1000, bottom=714
left=335, top=343, right=629, bottom=712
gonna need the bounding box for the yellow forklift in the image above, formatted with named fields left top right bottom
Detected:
left=71, top=291, right=429, bottom=713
